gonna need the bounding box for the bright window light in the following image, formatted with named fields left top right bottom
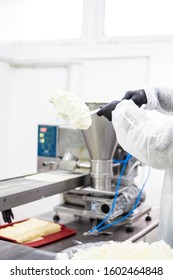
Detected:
left=104, top=0, right=173, bottom=37
left=15, top=0, right=83, bottom=41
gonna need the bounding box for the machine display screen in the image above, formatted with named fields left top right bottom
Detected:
left=37, top=125, right=57, bottom=157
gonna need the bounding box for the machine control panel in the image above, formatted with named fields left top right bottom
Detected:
left=37, top=125, right=58, bottom=157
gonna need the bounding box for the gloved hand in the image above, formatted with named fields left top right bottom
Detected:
left=97, top=101, right=120, bottom=121
left=122, top=89, right=147, bottom=107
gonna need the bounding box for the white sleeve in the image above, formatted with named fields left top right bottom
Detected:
left=112, top=100, right=173, bottom=170
left=144, top=86, right=173, bottom=114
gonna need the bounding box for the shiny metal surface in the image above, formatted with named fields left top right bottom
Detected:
left=82, top=103, right=118, bottom=160
left=90, top=159, right=113, bottom=190
left=0, top=208, right=159, bottom=259
left=82, top=103, right=118, bottom=190
left=38, top=208, right=159, bottom=254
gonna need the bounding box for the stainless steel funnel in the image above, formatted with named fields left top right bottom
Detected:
left=82, top=103, right=118, bottom=190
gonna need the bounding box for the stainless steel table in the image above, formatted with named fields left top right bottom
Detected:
left=0, top=207, right=159, bottom=259
left=38, top=207, right=159, bottom=253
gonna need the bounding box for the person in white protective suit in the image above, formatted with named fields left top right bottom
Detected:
left=97, top=87, right=173, bottom=248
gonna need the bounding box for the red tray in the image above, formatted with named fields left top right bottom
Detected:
left=0, top=219, right=76, bottom=248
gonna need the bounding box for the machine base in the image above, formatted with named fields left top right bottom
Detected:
left=54, top=186, right=151, bottom=233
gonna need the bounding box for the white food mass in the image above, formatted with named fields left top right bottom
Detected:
left=56, top=240, right=173, bottom=260
left=49, top=91, right=92, bottom=130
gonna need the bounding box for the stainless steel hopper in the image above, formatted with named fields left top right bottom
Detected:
left=82, top=103, right=118, bottom=190
left=53, top=103, right=150, bottom=226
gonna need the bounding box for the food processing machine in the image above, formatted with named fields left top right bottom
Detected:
left=38, top=103, right=151, bottom=232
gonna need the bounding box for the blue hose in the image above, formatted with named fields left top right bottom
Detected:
left=97, top=166, right=150, bottom=232
left=89, top=153, right=132, bottom=233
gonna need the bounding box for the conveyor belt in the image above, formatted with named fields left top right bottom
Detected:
left=0, top=170, right=90, bottom=211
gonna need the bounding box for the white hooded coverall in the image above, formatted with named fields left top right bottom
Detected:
left=112, top=86, right=173, bottom=247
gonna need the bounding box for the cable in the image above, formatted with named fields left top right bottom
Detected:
left=89, top=153, right=132, bottom=233
left=87, top=156, right=150, bottom=234
left=113, top=158, right=127, bottom=164
left=97, top=166, right=150, bottom=232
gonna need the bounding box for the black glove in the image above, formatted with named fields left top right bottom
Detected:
left=122, top=89, right=147, bottom=107
left=97, top=101, right=120, bottom=121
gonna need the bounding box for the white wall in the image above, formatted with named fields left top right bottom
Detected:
left=0, top=0, right=172, bottom=223
left=1, top=65, right=69, bottom=179
left=0, top=0, right=16, bottom=43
